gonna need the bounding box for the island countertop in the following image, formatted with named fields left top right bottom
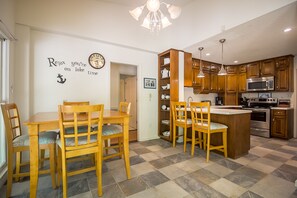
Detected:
left=186, top=107, right=252, bottom=115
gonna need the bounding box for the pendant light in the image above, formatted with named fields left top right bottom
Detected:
left=197, top=47, right=205, bottom=78
left=218, top=39, right=227, bottom=76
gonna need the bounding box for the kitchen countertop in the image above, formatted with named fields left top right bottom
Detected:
left=186, top=107, right=252, bottom=115
left=271, top=107, right=293, bottom=110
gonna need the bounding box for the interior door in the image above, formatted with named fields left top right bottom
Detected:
left=125, top=76, right=137, bottom=130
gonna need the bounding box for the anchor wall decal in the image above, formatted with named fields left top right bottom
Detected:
left=57, top=74, right=66, bottom=84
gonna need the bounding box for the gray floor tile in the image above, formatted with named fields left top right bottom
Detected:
left=149, top=157, right=173, bottom=169
left=188, top=169, right=220, bottom=185
left=193, top=185, right=227, bottom=198
left=216, top=158, right=243, bottom=170
left=140, top=170, right=169, bottom=187
left=118, top=177, right=149, bottom=196
left=164, top=152, right=192, bottom=164
left=271, top=164, right=297, bottom=182
left=174, top=174, right=206, bottom=194
left=91, top=183, right=125, bottom=198
left=238, top=191, right=264, bottom=198
left=129, top=155, right=145, bottom=165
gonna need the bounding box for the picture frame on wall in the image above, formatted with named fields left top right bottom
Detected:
left=144, top=78, right=156, bottom=89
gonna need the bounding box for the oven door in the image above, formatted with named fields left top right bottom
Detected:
left=244, top=108, right=270, bottom=129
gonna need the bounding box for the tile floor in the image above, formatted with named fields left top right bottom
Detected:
left=1, top=135, right=297, bottom=198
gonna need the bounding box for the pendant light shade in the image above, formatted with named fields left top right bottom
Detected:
left=218, top=39, right=227, bottom=76
left=197, top=47, right=205, bottom=78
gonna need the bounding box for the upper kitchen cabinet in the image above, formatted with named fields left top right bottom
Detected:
left=275, top=55, right=294, bottom=92
left=238, top=65, right=247, bottom=93
left=246, top=61, right=260, bottom=78
left=192, top=59, right=210, bottom=94
left=210, top=64, right=219, bottom=93
left=226, top=65, right=238, bottom=93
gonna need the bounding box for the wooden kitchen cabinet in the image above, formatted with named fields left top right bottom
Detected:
left=192, top=59, right=210, bottom=94
left=261, top=59, right=275, bottom=76
left=217, top=75, right=225, bottom=93
left=271, top=109, right=293, bottom=139
left=210, top=64, right=218, bottom=92
left=158, top=49, right=179, bottom=142
left=275, top=55, right=294, bottom=92
left=246, top=62, right=260, bottom=78
left=183, top=52, right=193, bottom=87
left=238, top=65, right=247, bottom=93
left=226, top=66, right=237, bottom=93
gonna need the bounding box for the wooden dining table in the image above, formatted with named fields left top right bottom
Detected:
left=24, top=110, right=131, bottom=198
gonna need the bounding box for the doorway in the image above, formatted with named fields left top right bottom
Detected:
left=110, top=63, right=137, bottom=142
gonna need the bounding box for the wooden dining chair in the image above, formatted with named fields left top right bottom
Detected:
left=190, top=102, right=228, bottom=162
left=101, top=101, right=131, bottom=160
left=171, top=101, right=192, bottom=152
left=1, top=103, right=57, bottom=198
left=56, top=104, right=104, bottom=198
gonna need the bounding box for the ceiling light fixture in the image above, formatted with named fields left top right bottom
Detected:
left=234, top=60, right=238, bottom=63
left=197, top=47, right=205, bottom=78
left=218, top=39, right=227, bottom=76
left=284, top=27, right=292, bottom=32
left=206, top=53, right=211, bottom=56
left=129, top=0, right=181, bottom=32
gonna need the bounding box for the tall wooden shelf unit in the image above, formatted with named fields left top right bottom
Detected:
left=158, top=49, right=179, bottom=142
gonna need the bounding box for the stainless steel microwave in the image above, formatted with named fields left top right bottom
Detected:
left=246, top=76, right=274, bottom=91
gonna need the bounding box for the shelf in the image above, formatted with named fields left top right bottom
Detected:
left=161, top=63, right=170, bottom=68
left=159, top=135, right=171, bottom=141
left=160, top=77, right=170, bottom=80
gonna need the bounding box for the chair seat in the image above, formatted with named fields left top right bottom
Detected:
left=102, top=125, right=122, bottom=136
left=194, top=122, right=228, bottom=130
left=13, top=131, right=57, bottom=147
left=57, top=135, right=98, bottom=147
left=176, top=119, right=192, bottom=124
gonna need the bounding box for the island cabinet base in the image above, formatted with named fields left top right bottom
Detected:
left=210, top=113, right=251, bottom=159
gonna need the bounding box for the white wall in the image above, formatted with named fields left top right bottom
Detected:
left=15, top=25, right=159, bottom=141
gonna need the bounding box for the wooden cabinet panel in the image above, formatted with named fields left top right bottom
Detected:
left=226, top=65, right=237, bottom=74
left=184, top=52, right=193, bottom=87
left=210, top=73, right=218, bottom=92
left=226, top=74, right=237, bottom=93
left=192, top=68, right=202, bottom=87
left=217, top=75, right=225, bottom=93
left=238, top=73, right=247, bottom=92
left=271, top=109, right=293, bottom=139
left=261, top=59, right=275, bottom=76
left=246, top=62, right=260, bottom=78
left=225, top=92, right=237, bottom=105
left=275, top=56, right=294, bottom=92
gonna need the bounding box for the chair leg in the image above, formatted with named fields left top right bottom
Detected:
left=40, top=149, right=45, bottom=168
left=118, top=137, right=123, bottom=159
left=198, top=132, right=202, bottom=149
left=206, top=133, right=211, bottom=162
left=49, top=144, right=57, bottom=189
left=6, top=151, right=13, bottom=198
left=183, top=127, right=187, bottom=152
left=15, top=152, right=21, bottom=182
left=61, top=150, right=68, bottom=198
left=104, top=140, right=109, bottom=155
left=172, top=124, right=176, bottom=147
left=203, top=133, right=207, bottom=150
left=223, top=129, right=228, bottom=158
left=57, top=147, right=62, bottom=187
left=97, top=148, right=103, bottom=196
left=191, top=129, right=195, bottom=156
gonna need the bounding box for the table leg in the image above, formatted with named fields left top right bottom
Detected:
left=123, top=117, right=131, bottom=179
left=29, top=125, right=39, bottom=198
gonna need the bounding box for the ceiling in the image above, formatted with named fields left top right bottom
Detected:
left=99, top=0, right=297, bottom=65
left=186, top=1, right=297, bottom=65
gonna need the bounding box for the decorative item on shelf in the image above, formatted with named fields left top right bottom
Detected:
left=129, top=0, right=181, bottom=33
left=166, top=107, right=170, bottom=110
left=162, top=131, right=170, bottom=136
left=161, top=120, right=170, bottom=125
left=165, top=95, right=170, bottom=99
left=166, top=84, right=170, bottom=89
left=161, top=105, right=167, bottom=110
left=197, top=47, right=205, bottom=78
left=161, top=68, right=169, bottom=78
left=162, top=85, right=167, bottom=90
left=161, top=94, right=166, bottom=99
left=164, top=58, right=170, bottom=64
left=218, top=39, right=227, bottom=76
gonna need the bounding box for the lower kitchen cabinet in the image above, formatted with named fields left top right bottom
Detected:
left=271, top=109, right=293, bottom=139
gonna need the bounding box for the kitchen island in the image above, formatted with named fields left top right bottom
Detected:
left=209, top=107, right=251, bottom=159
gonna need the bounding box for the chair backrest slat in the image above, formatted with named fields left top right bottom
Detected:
left=58, top=104, right=104, bottom=151
left=1, top=103, right=22, bottom=146
left=171, top=101, right=187, bottom=122
left=119, top=102, right=131, bottom=114
left=190, top=102, right=211, bottom=131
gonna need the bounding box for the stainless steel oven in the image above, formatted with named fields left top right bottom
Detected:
left=244, top=108, right=270, bottom=138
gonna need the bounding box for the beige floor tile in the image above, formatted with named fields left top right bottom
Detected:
left=285, top=159, right=297, bottom=168
left=250, top=174, right=296, bottom=198
left=69, top=191, right=93, bottom=198
left=204, top=163, right=234, bottom=177
left=253, top=157, right=283, bottom=168
left=111, top=166, right=137, bottom=183
left=105, top=159, right=125, bottom=170
left=210, top=178, right=247, bottom=197
left=269, top=139, right=289, bottom=145
left=230, top=157, right=251, bottom=166
left=129, top=150, right=138, bottom=157
left=140, top=152, right=160, bottom=161
left=127, top=188, right=160, bottom=198
left=282, top=145, right=297, bottom=151
left=249, top=146, right=273, bottom=157
left=131, top=162, right=156, bottom=176
left=270, top=150, right=294, bottom=159
left=159, top=164, right=187, bottom=180
left=154, top=147, right=182, bottom=158
left=173, top=158, right=202, bottom=173
left=129, top=142, right=145, bottom=149
left=155, top=181, right=190, bottom=198
left=247, top=160, right=276, bottom=174
left=146, top=145, right=164, bottom=152
left=193, top=156, right=214, bottom=168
